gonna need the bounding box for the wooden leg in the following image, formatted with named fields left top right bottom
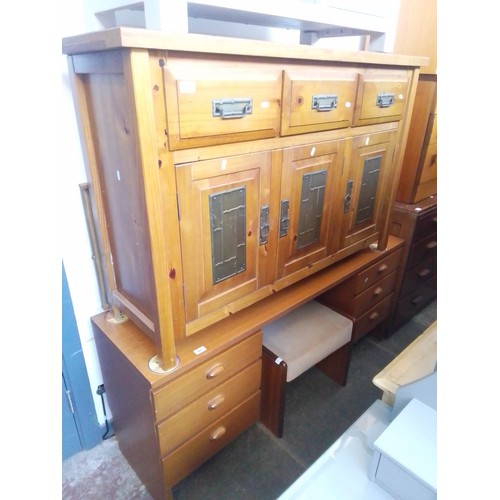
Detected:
left=260, top=346, right=287, bottom=438
left=316, top=342, right=352, bottom=386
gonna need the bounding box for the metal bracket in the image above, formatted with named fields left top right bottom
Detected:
left=279, top=200, right=290, bottom=238
left=259, top=205, right=269, bottom=245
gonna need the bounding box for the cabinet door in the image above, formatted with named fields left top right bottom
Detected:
left=276, top=140, right=345, bottom=279
left=176, top=152, right=278, bottom=335
left=340, top=131, right=397, bottom=250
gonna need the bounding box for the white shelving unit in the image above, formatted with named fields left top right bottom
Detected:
left=85, top=0, right=400, bottom=51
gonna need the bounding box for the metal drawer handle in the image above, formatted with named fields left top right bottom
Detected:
left=207, top=394, right=225, bottom=410
left=206, top=363, right=225, bottom=379
left=376, top=92, right=395, bottom=108
left=373, top=286, right=383, bottom=297
left=369, top=311, right=379, bottom=321
left=377, top=263, right=388, bottom=274
left=311, top=94, right=338, bottom=111
left=210, top=426, right=227, bottom=441
left=212, top=98, right=252, bottom=119
left=426, top=241, right=437, bottom=249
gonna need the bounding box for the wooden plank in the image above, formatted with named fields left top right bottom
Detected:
left=62, top=27, right=429, bottom=68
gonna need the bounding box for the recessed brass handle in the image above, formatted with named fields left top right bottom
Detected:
left=206, top=363, right=225, bottom=380
left=210, top=426, right=227, bottom=440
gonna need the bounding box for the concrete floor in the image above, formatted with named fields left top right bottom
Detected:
left=62, top=300, right=437, bottom=499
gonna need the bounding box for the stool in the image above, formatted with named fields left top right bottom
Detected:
left=260, top=300, right=353, bottom=437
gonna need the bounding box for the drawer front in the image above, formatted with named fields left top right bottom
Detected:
left=153, top=332, right=262, bottom=421
left=353, top=293, right=394, bottom=343
left=162, top=392, right=260, bottom=487
left=400, top=255, right=437, bottom=299
left=157, top=361, right=261, bottom=456
left=351, top=270, right=399, bottom=316
left=164, top=56, right=281, bottom=149
left=354, top=247, right=403, bottom=295
left=414, top=209, right=437, bottom=243
left=353, top=70, right=410, bottom=126
left=394, top=276, right=437, bottom=328
left=407, top=232, right=437, bottom=270
left=419, top=141, right=437, bottom=184
left=281, top=69, right=357, bottom=135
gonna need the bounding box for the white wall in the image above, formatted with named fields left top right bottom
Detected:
left=61, top=0, right=401, bottom=424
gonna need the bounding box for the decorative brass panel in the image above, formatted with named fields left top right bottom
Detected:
left=259, top=205, right=269, bottom=245
left=209, top=187, right=246, bottom=284
left=355, top=156, right=381, bottom=225
left=297, top=170, right=327, bottom=249
left=280, top=200, right=290, bottom=238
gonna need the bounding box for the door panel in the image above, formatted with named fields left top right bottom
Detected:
left=340, top=131, right=397, bottom=250
left=277, top=140, right=344, bottom=279
left=176, top=151, right=278, bottom=333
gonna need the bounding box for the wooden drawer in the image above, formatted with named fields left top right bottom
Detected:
left=281, top=68, right=357, bottom=135
left=353, top=293, right=394, bottom=343
left=157, top=361, right=261, bottom=456
left=153, top=332, right=262, bottom=421
left=419, top=141, right=437, bottom=184
left=349, top=270, right=399, bottom=317
left=353, top=248, right=403, bottom=295
left=400, top=255, right=437, bottom=299
left=414, top=209, right=437, bottom=243
left=353, top=70, right=410, bottom=126
left=162, top=392, right=260, bottom=486
left=163, top=55, right=282, bottom=150
left=394, top=277, right=437, bottom=328
left=407, top=232, right=437, bottom=270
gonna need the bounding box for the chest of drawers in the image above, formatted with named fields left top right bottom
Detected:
left=92, top=314, right=262, bottom=499
left=317, top=239, right=404, bottom=342
left=389, top=197, right=437, bottom=331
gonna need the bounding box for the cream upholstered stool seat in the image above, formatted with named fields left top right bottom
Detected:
left=260, top=300, right=353, bottom=437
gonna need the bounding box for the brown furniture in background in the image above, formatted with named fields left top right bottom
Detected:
left=389, top=197, right=437, bottom=332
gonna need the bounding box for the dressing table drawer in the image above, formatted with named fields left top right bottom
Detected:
left=153, top=332, right=262, bottom=422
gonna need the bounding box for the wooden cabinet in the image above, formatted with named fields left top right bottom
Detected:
left=63, top=27, right=425, bottom=499
left=317, top=239, right=404, bottom=342
left=395, top=76, right=437, bottom=203
left=389, top=197, right=437, bottom=331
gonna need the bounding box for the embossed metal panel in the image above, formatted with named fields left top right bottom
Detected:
left=209, top=187, right=246, bottom=284
left=355, top=156, right=381, bottom=225
left=297, top=170, right=327, bottom=249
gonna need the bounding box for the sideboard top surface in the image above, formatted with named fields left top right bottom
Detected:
left=62, top=26, right=428, bottom=68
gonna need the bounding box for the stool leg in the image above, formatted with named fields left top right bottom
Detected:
left=260, top=346, right=287, bottom=438
left=316, top=342, right=352, bottom=386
